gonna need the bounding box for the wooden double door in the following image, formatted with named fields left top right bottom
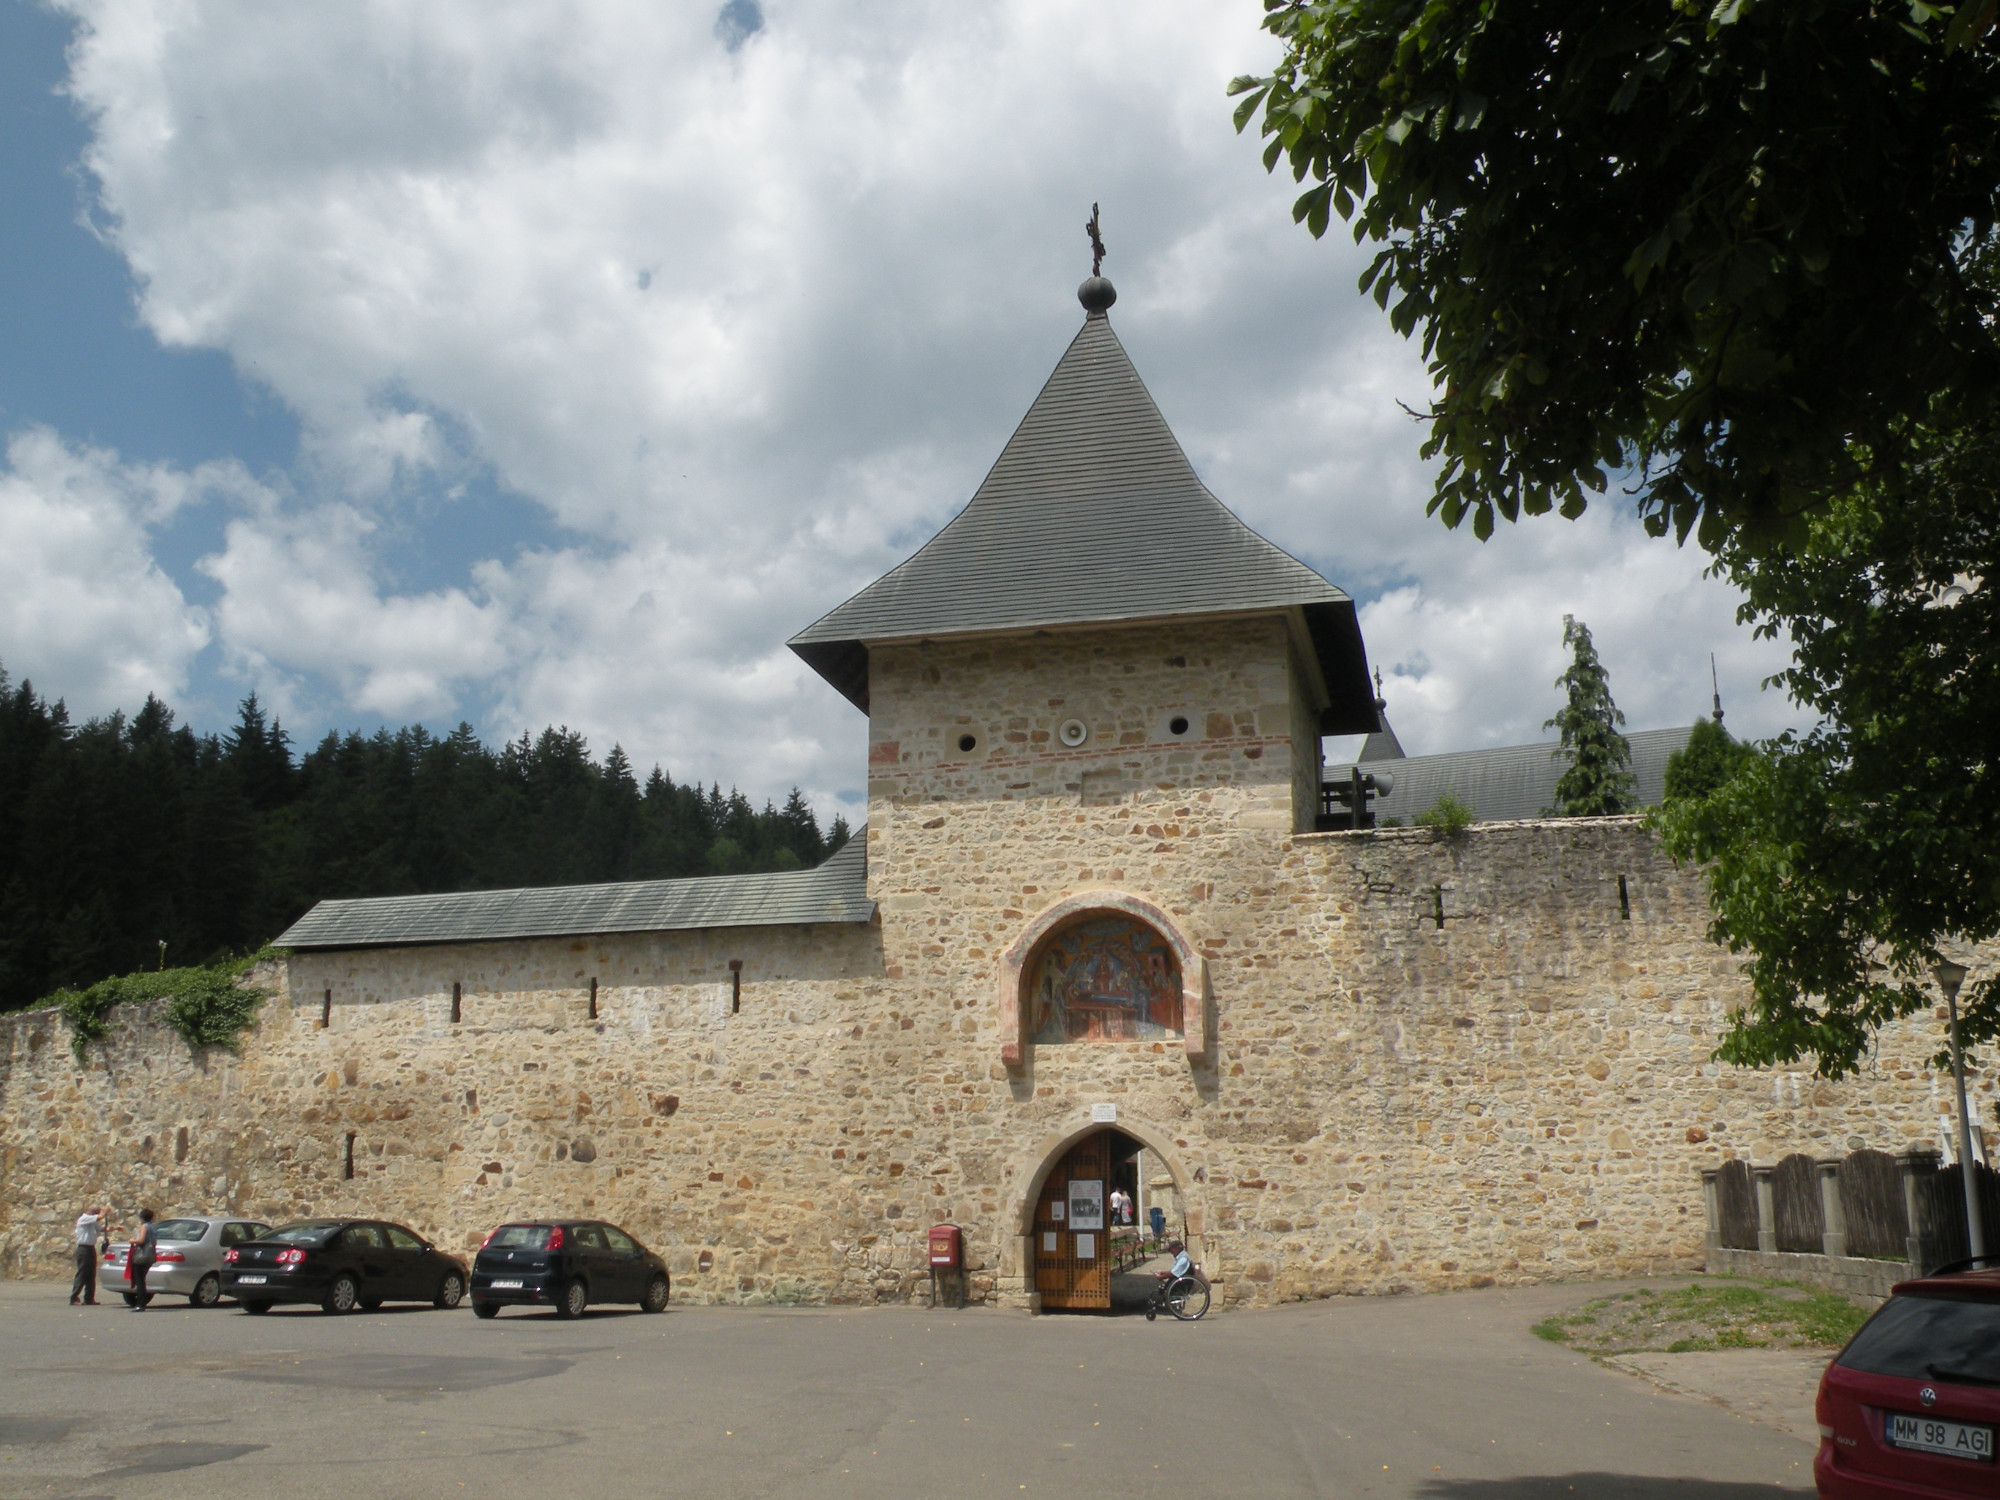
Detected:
left=1034, top=1131, right=1120, bottom=1310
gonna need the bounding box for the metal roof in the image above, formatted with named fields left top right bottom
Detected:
left=275, top=834, right=873, bottom=951
left=789, top=304, right=1378, bottom=733
left=1332, top=725, right=1696, bottom=825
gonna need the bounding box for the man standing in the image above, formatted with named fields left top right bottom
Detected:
left=70, top=1207, right=102, bottom=1305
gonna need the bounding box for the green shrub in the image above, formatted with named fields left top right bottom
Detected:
left=1415, top=793, right=1475, bottom=836
left=53, top=950, right=273, bottom=1063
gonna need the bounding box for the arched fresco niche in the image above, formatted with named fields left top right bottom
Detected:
left=1028, top=915, right=1183, bottom=1044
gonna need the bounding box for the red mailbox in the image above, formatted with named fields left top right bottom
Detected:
left=928, top=1224, right=962, bottom=1269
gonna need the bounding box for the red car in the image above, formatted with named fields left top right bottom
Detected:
left=1815, top=1260, right=2000, bottom=1496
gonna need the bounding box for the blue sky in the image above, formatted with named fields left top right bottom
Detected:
left=0, top=0, right=1797, bottom=820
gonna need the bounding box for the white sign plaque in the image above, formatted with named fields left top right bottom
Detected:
left=1076, top=1233, right=1096, bottom=1260
left=1068, top=1178, right=1105, bottom=1232
left=1049, top=1201, right=1065, bottom=1222
left=1091, top=1102, right=1118, bottom=1123
left=1042, top=1231, right=1057, bottom=1253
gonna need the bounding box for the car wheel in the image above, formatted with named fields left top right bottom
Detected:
left=641, top=1274, right=669, bottom=1313
left=191, top=1273, right=222, bottom=1309
left=322, top=1274, right=359, bottom=1315
left=242, top=1300, right=271, bottom=1315
left=472, top=1300, right=500, bottom=1319
left=434, top=1272, right=465, bottom=1310
left=555, top=1279, right=587, bottom=1319
left=121, top=1292, right=137, bottom=1308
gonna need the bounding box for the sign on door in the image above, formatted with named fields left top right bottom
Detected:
left=1069, top=1179, right=1105, bottom=1231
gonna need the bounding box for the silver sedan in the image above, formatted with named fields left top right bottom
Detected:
left=99, top=1215, right=272, bottom=1307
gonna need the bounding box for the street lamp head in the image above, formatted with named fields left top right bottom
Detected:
left=1934, top=959, right=1971, bottom=1003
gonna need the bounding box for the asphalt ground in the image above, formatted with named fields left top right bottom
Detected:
left=0, top=1277, right=1814, bottom=1499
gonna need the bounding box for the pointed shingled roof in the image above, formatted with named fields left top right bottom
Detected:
left=789, top=303, right=1377, bottom=732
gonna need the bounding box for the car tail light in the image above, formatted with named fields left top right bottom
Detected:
left=155, top=1251, right=184, bottom=1264
left=481, top=1228, right=497, bottom=1250
left=224, top=1249, right=240, bottom=1264
left=275, top=1248, right=307, bottom=1266
left=547, top=1226, right=564, bottom=1251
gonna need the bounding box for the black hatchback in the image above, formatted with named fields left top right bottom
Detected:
left=223, top=1219, right=468, bottom=1315
left=470, top=1220, right=670, bottom=1318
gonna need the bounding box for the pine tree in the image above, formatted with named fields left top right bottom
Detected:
left=0, top=669, right=840, bottom=1009
left=1545, top=616, right=1636, bottom=817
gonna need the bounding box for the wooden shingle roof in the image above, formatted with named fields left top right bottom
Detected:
left=789, top=303, right=1378, bottom=732
left=276, top=833, right=872, bottom=951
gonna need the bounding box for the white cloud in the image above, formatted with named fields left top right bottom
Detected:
left=29, top=0, right=1804, bottom=813
left=0, top=428, right=214, bottom=713
left=199, top=500, right=509, bottom=720
left=1344, top=510, right=1798, bottom=760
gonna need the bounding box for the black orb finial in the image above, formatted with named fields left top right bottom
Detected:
left=1078, top=202, right=1116, bottom=313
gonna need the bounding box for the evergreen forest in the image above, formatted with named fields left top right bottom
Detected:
left=0, top=666, right=848, bottom=1012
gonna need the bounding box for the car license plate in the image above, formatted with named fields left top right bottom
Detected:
left=236, top=1275, right=267, bottom=1285
left=1887, top=1412, right=1995, bottom=1462
left=489, top=1279, right=523, bottom=1289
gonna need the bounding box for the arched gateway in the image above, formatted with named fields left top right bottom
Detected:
left=1013, top=1118, right=1199, bottom=1312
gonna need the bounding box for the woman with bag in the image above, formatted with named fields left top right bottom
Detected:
left=125, top=1209, right=156, bottom=1311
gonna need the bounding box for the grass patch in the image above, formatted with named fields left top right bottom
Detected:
left=1533, top=1278, right=1869, bottom=1355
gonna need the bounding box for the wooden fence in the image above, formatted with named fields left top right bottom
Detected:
left=1702, top=1146, right=2000, bottom=1276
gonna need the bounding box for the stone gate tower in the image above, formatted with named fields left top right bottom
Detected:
left=787, top=273, right=1387, bottom=1305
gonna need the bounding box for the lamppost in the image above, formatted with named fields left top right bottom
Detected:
left=1933, top=958, right=1985, bottom=1261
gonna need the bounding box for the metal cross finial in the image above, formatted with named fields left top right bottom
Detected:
left=1086, top=203, right=1106, bottom=277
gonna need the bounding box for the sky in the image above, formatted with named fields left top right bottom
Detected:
left=0, top=0, right=1800, bottom=825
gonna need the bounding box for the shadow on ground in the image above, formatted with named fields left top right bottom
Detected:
left=1416, top=1477, right=1811, bottom=1499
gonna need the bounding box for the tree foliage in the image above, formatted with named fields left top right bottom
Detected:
left=1662, top=717, right=1757, bottom=803
left=0, top=668, right=848, bottom=1013
left=1656, top=451, right=1999, bottom=1078
left=1545, top=617, right=1636, bottom=817
left=1233, top=0, right=2000, bottom=1079
left=1231, top=0, right=2000, bottom=552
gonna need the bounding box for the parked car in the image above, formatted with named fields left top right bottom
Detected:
left=222, top=1219, right=467, bottom=1315
left=99, top=1215, right=273, bottom=1308
left=1815, top=1259, right=2000, bottom=1496
left=470, top=1220, right=670, bottom=1318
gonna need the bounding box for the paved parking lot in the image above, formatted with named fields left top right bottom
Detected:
left=1, top=1278, right=1814, bottom=1499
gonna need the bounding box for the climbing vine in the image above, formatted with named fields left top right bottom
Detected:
left=54, top=950, right=273, bottom=1063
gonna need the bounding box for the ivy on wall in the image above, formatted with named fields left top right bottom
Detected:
left=55, top=950, right=273, bottom=1063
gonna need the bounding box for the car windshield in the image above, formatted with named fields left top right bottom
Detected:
left=152, top=1219, right=208, bottom=1242
left=1839, top=1292, right=2000, bottom=1385
left=486, top=1225, right=553, bottom=1250
left=264, top=1222, right=343, bottom=1246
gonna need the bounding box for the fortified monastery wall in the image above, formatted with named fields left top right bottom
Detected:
left=0, top=814, right=1980, bottom=1307
left=4, top=284, right=1987, bottom=1310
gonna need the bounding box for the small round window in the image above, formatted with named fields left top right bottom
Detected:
left=958, top=734, right=978, bottom=753
left=1168, top=715, right=1190, bottom=736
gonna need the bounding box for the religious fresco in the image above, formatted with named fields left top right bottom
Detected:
left=1029, top=915, right=1182, bottom=1044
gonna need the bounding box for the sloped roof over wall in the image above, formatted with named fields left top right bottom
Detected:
left=276, top=834, right=872, bottom=951
left=1330, top=726, right=1695, bottom=825
left=789, top=305, right=1378, bottom=733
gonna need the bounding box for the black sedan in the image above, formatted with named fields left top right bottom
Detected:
left=470, top=1220, right=670, bottom=1318
left=223, top=1219, right=468, bottom=1315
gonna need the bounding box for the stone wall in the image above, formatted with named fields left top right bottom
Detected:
left=4, top=816, right=1986, bottom=1308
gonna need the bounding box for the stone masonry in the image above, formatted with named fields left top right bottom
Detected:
left=4, top=406, right=1993, bottom=1309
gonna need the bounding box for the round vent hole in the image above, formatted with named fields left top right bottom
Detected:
left=1058, top=719, right=1088, bottom=747
left=1169, top=716, right=1190, bottom=736
left=957, top=734, right=977, bottom=753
